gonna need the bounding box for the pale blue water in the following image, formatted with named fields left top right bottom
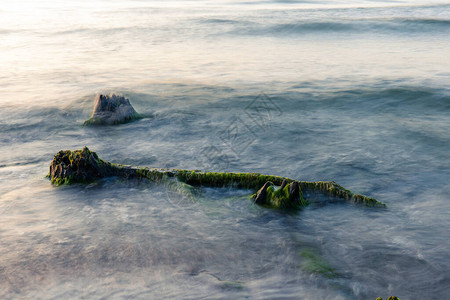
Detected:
left=0, top=1, right=449, bottom=299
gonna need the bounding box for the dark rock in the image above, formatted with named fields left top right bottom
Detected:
left=254, top=181, right=273, bottom=204
left=251, top=180, right=306, bottom=208
left=48, top=147, right=137, bottom=185
left=49, top=147, right=104, bottom=185
left=83, top=94, right=142, bottom=125
left=280, top=179, right=287, bottom=191
left=289, top=181, right=300, bottom=203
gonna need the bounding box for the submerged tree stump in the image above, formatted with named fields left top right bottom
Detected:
left=83, top=94, right=142, bottom=125
left=48, top=147, right=386, bottom=208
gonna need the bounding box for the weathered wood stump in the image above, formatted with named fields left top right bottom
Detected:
left=83, top=94, right=142, bottom=125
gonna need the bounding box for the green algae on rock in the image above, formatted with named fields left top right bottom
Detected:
left=376, top=297, right=401, bottom=300
left=48, top=147, right=386, bottom=208
left=253, top=180, right=308, bottom=208
left=83, top=94, right=142, bottom=126
left=299, top=249, right=338, bottom=278
left=48, top=147, right=138, bottom=185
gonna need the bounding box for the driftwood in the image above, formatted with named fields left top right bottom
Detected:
left=48, top=147, right=386, bottom=208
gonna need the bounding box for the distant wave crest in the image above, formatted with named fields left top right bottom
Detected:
left=232, top=18, right=450, bottom=36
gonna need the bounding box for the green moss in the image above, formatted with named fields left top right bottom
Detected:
left=113, top=113, right=142, bottom=125
left=251, top=181, right=308, bottom=209
left=137, top=167, right=149, bottom=178
left=300, top=249, right=338, bottom=279
left=83, top=117, right=102, bottom=126
left=51, top=177, right=63, bottom=186
left=298, top=181, right=386, bottom=207
left=352, top=194, right=384, bottom=207
left=164, top=178, right=197, bottom=201
left=218, top=280, right=245, bottom=290
left=265, top=184, right=297, bottom=208
left=173, top=171, right=291, bottom=190
left=51, top=175, right=77, bottom=186
left=83, top=114, right=143, bottom=126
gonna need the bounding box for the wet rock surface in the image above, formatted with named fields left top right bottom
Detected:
left=49, top=147, right=104, bottom=185
left=83, top=94, right=142, bottom=125
left=48, top=147, right=136, bottom=185
left=289, top=181, right=300, bottom=203
left=254, top=181, right=273, bottom=204
left=253, top=180, right=305, bottom=208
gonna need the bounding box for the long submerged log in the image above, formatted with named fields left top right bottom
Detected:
left=48, top=147, right=386, bottom=208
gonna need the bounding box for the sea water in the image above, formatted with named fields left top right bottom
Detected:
left=0, top=0, right=449, bottom=299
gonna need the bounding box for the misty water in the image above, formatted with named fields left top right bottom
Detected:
left=1, top=0, right=449, bottom=299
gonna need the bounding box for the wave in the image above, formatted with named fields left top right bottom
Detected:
left=231, top=17, right=450, bottom=36
left=52, top=26, right=142, bottom=36
left=404, top=18, right=450, bottom=26
left=270, top=21, right=354, bottom=32
left=43, top=13, right=450, bottom=38
left=0, top=28, right=21, bottom=35
left=288, top=85, right=450, bottom=106
left=199, top=18, right=244, bottom=25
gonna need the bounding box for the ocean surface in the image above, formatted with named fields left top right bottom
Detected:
left=1, top=0, right=449, bottom=299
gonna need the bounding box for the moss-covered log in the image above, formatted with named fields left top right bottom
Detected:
left=48, top=147, right=386, bottom=208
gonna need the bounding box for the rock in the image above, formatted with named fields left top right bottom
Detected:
left=83, top=94, right=142, bottom=125
left=49, top=147, right=103, bottom=185
left=289, top=181, right=300, bottom=203
left=48, top=147, right=136, bottom=185
left=252, top=180, right=306, bottom=208
left=254, top=181, right=273, bottom=204
left=280, top=179, right=287, bottom=191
